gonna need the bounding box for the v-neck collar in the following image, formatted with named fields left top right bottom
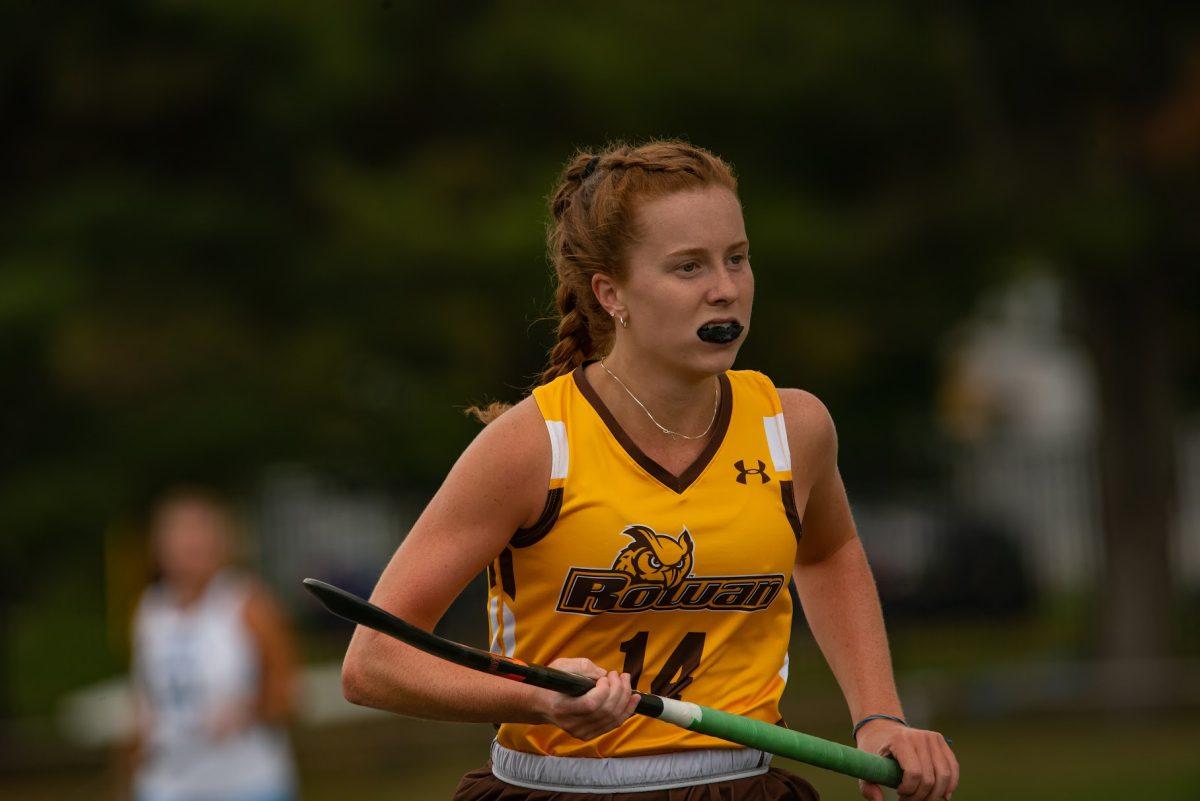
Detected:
left=572, top=360, right=733, bottom=495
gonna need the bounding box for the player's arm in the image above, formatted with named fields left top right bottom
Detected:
left=780, top=389, right=958, bottom=801
left=780, top=389, right=900, bottom=723
left=341, top=397, right=637, bottom=735
left=242, top=583, right=298, bottom=725
left=201, top=584, right=299, bottom=741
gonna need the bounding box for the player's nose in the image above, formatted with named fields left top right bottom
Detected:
left=707, top=264, right=739, bottom=305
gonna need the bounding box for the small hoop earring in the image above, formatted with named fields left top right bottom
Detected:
left=619, top=315, right=628, bottom=329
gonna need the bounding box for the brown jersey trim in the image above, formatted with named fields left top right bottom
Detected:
left=511, top=487, right=564, bottom=548
left=572, top=362, right=733, bottom=495
left=788, top=575, right=801, bottom=609
left=780, top=479, right=804, bottom=541
left=497, top=547, right=517, bottom=599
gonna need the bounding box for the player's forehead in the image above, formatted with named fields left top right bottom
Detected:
left=158, top=500, right=218, bottom=527
left=154, top=500, right=229, bottom=545
left=630, top=185, right=746, bottom=257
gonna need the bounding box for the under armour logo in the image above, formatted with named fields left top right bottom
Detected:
left=734, top=459, right=770, bottom=484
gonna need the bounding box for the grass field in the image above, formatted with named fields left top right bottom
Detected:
left=4, top=700, right=1197, bottom=800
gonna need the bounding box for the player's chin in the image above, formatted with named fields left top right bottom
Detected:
left=687, top=339, right=743, bottom=375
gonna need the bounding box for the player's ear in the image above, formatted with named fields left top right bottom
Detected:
left=591, top=271, right=625, bottom=318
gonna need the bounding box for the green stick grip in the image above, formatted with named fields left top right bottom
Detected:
left=684, top=705, right=903, bottom=788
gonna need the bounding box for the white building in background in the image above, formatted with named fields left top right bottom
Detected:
left=936, top=271, right=1199, bottom=592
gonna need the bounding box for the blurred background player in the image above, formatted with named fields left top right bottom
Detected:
left=126, top=487, right=299, bottom=801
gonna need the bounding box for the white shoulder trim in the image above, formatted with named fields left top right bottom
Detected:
left=762, top=412, right=791, bottom=473
left=546, top=420, right=569, bottom=480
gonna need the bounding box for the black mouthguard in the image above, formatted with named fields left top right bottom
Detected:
left=697, top=321, right=744, bottom=343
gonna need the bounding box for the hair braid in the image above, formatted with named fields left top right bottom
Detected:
left=541, top=281, right=594, bottom=383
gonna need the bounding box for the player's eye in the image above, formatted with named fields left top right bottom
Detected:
left=677, top=261, right=700, bottom=275
left=729, top=253, right=748, bottom=267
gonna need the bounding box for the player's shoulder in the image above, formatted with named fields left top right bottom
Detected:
left=236, top=574, right=280, bottom=609
left=775, top=387, right=838, bottom=465
left=776, top=387, right=834, bottom=429
left=726, top=369, right=836, bottom=446
left=462, top=394, right=552, bottom=482
left=472, top=394, right=547, bottom=448
left=132, top=583, right=164, bottom=629
left=453, top=394, right=553, bottom=530
left=239, top=576, right=290, bottom=631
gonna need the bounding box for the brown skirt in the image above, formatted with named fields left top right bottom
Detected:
left=452, top=763, right=820, bottom=801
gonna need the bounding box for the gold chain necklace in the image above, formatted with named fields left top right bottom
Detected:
left=599, top=360, right=720, bottom=440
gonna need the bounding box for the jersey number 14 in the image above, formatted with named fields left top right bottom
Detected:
left=619, top=631, right=706, bottom=700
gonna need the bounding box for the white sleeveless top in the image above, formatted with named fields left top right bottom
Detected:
left=133, top=570, right=295, bottom=801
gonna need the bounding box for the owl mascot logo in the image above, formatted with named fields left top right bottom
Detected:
left=555, top=522, right=785, bottom=614
left=611, top=524, right=694, bottom=589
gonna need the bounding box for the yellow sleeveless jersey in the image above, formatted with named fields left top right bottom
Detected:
left=486, top=362, right=803, bottom=758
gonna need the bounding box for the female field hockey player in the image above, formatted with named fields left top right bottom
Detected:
left=129, top=488, right=299, bottom=801
left=341, top=141, right=959, bottom=801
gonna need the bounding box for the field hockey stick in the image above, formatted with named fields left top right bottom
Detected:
left=303, top=577, right=903, bottom=788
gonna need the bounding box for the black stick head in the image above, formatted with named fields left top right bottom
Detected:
left=302, top=577, right=368, bottom=623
